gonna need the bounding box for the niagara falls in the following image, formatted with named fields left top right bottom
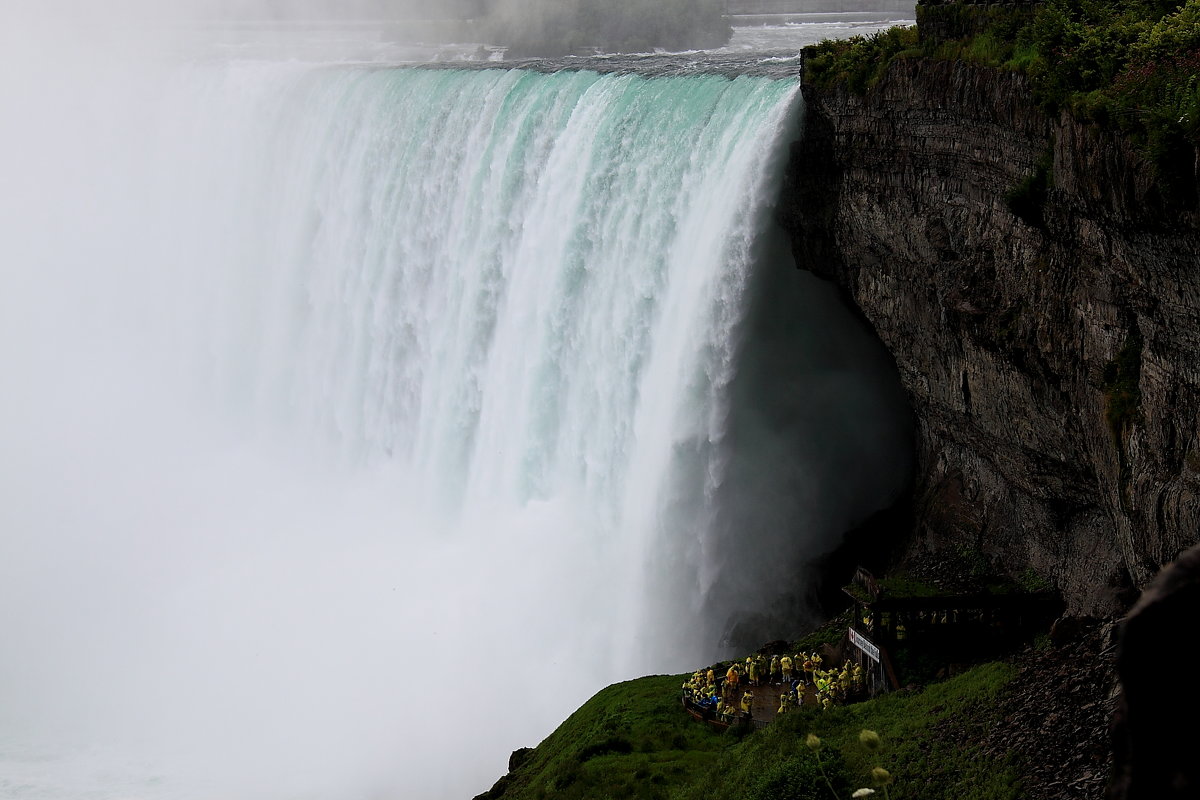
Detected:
left=0, top=3, right=915, bottom=798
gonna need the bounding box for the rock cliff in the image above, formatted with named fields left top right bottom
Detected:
left=781, top=56, right=1200, bottom=616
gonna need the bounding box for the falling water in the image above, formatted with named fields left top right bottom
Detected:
left=0, top=42, right=910, bottom=800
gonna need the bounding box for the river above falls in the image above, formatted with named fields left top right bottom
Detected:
left=126, top=10, right=914, bottom=73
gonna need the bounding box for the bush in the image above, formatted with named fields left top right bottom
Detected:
left=1005, top=149, right=1054, bottom=227
left=804, top=0, right=1199, bottom=185
left=1103, top=327, right=1143, bottom=440
left=747, top=752, right=849, bottom=800
left=804, top=26, right=920, bottom=93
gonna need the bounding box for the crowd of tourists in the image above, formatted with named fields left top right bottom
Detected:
left=681, top=651, right=866, bottom=723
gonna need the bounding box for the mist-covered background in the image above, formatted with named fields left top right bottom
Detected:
left=8, top=0, right=913, bottom=55
left=0, top=2, right=913, bottom=799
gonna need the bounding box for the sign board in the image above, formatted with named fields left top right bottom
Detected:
left=848, top=627, right=880, bottom=663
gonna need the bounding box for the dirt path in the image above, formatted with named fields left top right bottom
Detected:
left=726, top=676, right=825, bottom=724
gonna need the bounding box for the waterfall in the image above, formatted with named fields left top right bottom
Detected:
left=0, top=53, right=910, bottom=800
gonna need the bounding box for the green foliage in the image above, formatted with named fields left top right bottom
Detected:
left=792, top=609, right=857, bottom=651
left=1014, top=0, right=1149, bottom=106
left=961, top=30, right=1011, bottom=64
left=804, top=26, right=920, bottom=93
left=1004, top=0, right=1200, bottom=166
left=489, top=662, right=1021, bottom=800
left=674, top=663, right=1018, bottom=800
left=876, top=575, right=942, bottom=598
left=1122, top=0, right=1200, bottom=63
left=832, top=663, right=1021, bottom=800
left=918, top=1, right=980, bottom=40
left=672, top=710, right=853, bottom=800
left=578, top=736, right=634, bottom=761
left=482, top=0, right=731, bottom=56
left=745, top=754, right=840, bottom=800
left=918, top=4, right=1031, bottom=63
left=1018, top=567, right=1053, bottom=592
left=1102, top=327, right=1143, bottom=440
left=476, top=674, right=727, bottom=800
left=804, top=0, right=1199, bottom=184
left=1005, top=150, right=1053, bottom=227
left=889, top=644, right=948, bottom=685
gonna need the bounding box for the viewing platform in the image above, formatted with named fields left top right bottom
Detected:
left=843, top=566, right=1062, bottom=655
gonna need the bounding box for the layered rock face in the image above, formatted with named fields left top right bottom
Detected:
left=782, top=58, right=1200, bottom=615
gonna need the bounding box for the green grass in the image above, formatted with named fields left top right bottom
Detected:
left=876, top=575, right=943, bottom=598
left=483, top=662, right=1020, bottom=800
left=828, top=663, right=1021, bottom=800
left=476, top=674, right=727, bottom=800
left=790, top=609, right=857, bottom=651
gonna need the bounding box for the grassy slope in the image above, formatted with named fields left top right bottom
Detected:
left=482, top=661, right=1020, bottom=800
left=479, top=674, right=725, bottom=800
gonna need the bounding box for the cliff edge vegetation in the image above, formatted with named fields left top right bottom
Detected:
left=784, top=0, right=1200, bottom=617
left=804, top=0, right=1200, bottom=177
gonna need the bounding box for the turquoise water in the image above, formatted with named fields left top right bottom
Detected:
left=0, top=59, right=908, bottom=799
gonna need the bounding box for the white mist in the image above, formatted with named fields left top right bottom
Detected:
left=0, top=12, right=908, bottom=800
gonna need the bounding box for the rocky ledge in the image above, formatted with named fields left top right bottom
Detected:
left=781, top=56, right=1200, bottom=617
left=951, top=617, right=1117, bottom=799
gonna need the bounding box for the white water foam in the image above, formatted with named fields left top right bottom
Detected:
left=0, top=27, right=908, bottom=799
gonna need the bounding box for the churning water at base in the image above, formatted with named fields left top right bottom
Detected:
left=0, top=43, right=910, bottom=800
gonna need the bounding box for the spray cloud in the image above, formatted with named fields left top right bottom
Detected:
left=0, top=7, right=910, bottom=799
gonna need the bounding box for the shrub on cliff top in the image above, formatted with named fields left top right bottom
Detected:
left=1001, top=0, right=1200, bottom=192
left=804, top=26, right=920, bottom=92
left=804, top=0, right=1199, bottom=190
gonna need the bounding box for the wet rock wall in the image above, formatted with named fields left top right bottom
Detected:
left=782, top=57, right=1200, bottom=614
